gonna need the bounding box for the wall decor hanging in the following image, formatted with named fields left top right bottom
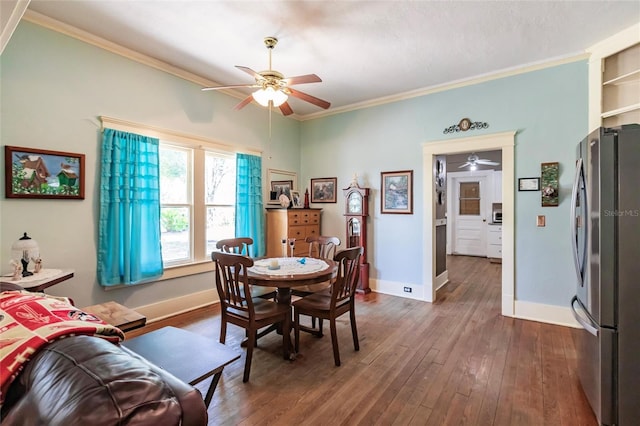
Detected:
left=381, top=170, right=413, bottom=214
left=443, top=118, right=489, bottom=134
left=4, top=146, right=85, bottom=199
left=310, top=177, right=337, bottom=203
left=541, top=162, right=559, bottom=207
left=518, top=177, right=540, bottom=191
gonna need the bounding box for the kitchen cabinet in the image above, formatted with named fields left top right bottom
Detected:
left=487, top=224, right=502, bottom=262
left=588, top=25, right=640, bottom=130
left=266, top=209, right=321, bottom=257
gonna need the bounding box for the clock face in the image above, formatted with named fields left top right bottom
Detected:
left=348, top=192, right=362, bottom=214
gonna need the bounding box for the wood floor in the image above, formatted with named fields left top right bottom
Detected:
left=127, top=255, right=597, bottom=426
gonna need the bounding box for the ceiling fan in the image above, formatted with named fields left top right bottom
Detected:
left=458, top=153, right=500, bottom=170
left=201, top=36, right=330, bottom=116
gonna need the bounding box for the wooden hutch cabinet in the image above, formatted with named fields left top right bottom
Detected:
left=265, top=208, right=321, bottom=257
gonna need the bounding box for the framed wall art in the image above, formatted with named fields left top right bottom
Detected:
left=518, top=177, right=540, bottom=191
left=541, top=162, right=559, bottom=207
left=4, top=146, right=85, bottom=199
left=310, top=177, right=337, bottom=203
left=270, top=180, right=293, bottom=200
left=381, top=170, right=413, bottom=214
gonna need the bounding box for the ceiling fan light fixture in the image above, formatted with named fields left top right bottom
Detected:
left=252, top=87, right=288, bottom=107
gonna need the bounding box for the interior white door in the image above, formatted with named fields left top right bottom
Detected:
left=452, top=176, right=488, bottom=256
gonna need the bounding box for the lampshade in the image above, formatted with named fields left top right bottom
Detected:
left=11, top=232, right=39, bottom=261
left=252, top=87, right=288, bottom=107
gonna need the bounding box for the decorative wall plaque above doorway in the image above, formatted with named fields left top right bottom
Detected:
left=443, top=118, right=489, bottom=134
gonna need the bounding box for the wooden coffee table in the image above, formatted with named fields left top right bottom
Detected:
left=122, top=326, right=240, bottom=407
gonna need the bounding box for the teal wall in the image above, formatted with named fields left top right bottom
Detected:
left=302, top=62, right=588, bottom=306
left=0, top=22, right=300, bottom=308
left=1, top=21, right=589, bottom=310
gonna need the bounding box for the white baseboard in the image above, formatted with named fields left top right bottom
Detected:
left=514, top=300, right=581, bottom=328
left=134, top=289, right=218, bottom=323
left=370, top=278, right=425, bottom=301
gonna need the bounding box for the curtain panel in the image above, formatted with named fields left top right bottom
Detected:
left=235, top=154, right=265, bottom=257
left=98, top=128, right=163, bottom=286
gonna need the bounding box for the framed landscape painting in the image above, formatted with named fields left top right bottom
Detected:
left=4, top=146, right=85, bottom=199
left=381, top=170, right=413, bottom=214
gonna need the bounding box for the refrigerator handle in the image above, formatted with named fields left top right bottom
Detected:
left=571, top=295, right=598, bottom=337
left=570, top=158, right=583, bottom=285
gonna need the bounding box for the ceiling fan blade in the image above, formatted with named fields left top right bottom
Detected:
left=235, top=65, right=263, bottom=80
left=202, top=84, right=256, bottom=91
left=458, top=162, right=472, bottom=168
left=234, top=95, right=254, bottom=111
left=477, top=160, right=500, bottom=166
left=287, top=88, right=331, bottom=109
left=279, top=102, right=294, bottom=116
left=283, top=74, right=322, bottom=86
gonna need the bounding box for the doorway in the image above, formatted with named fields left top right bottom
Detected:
left=422, top=131, right=515, bottom=317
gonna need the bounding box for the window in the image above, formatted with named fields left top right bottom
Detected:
left=99, top=115, right=261, bottom=278
left=160, top=143, right=236, bottom=266
left=459, top=181, right=480, bottom=215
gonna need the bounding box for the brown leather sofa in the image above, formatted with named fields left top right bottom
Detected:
left=1, top=335, right=208, bottom=425
left=0, top=284, right=208, bottom=425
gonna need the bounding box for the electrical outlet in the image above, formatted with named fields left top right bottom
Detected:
left=403, top=286, right=412, bottom=293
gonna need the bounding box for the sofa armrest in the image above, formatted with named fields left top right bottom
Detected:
left=1, top=335, right=207, bottom=426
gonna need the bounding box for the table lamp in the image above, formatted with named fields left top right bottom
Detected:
left=11, top=232, right=39, bottom=277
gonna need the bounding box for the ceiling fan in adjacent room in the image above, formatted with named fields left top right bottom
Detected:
left=458, top=153, right=500, bottom=170
left=201, top=36, right=330, bottom=116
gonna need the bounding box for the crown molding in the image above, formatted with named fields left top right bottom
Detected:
left=1, top=0, right=31, bottom=55
left=300, top=52, right=588, bottom=121
left=23, top=9, right=589, bottom=122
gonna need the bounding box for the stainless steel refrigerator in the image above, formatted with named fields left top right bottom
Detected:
left=570, top=124, right=640, bottom=425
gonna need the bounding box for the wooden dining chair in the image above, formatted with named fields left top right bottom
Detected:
left=215, top=237, right=277, bottom=300
left=212, top=251, right=291, bottom=382
left=292, top=236, right=341, bottom=297
left=293, top=246, right=363, bottom=366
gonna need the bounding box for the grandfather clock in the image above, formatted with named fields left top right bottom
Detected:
left=343, top=182, right=370, bottom=294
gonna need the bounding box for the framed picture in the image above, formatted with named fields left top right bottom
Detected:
left=541, top=162, right=559, bottom=207
left=5, top=146, right=85, bottom=199
left=310, top=177, right=337, bottom=203
left=270, top=180, right=293, bottom=201
left=381, top=170, right=413, bottom=214
left=518, top=177, right=540, bottom=191
left=290, top=190, right=302, bottom=208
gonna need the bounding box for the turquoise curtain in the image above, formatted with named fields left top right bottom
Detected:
left=235, top=153, right=264, bottom=257
left=98, top=128, right=163, bottom=286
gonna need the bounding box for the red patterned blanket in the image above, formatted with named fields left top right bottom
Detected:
left=0, top=291, right=125, bottom=404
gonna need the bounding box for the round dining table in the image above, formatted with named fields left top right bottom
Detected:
left=246, top=257, right=337, bottom=358
left=247, top=257, right=337, bottom=305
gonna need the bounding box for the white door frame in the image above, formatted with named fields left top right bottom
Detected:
left=422, top=131, right=515, bottom=317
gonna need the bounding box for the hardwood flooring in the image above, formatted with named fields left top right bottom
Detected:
left=126, top=255, right=596, bottom=425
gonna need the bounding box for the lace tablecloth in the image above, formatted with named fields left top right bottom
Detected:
left=250, top=257, right=329, bottom=276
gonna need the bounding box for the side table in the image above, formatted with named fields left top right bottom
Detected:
left=83, top=301, right=146, bottom=332
left=0, top=268, right=74, bottom=292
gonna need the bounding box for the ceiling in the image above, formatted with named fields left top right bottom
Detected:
left=24, top=1, right=640, bottom=119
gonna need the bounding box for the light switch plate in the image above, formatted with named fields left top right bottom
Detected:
left=537, top=215, right=546, bottom=227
